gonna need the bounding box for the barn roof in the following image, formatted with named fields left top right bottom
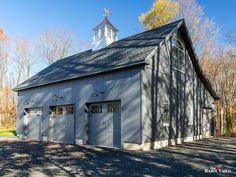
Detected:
left=14, top=19, right=218, bottom=100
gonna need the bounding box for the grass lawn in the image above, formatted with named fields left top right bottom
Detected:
left=0, top=129, right=16, bottom=136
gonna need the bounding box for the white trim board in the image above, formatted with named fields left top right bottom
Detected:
left=123, top=135, right=205, bottom=151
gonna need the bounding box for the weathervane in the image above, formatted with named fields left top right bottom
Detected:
left=103, top=8, right=112, bottom=17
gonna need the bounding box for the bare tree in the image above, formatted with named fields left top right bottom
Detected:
left=0, top=28, right=9, bottom=88
left=14, top=37, right=34, bottom=85
left=80, top=40, right=91, bottom=52
left=173, top=0, right=219, bottom=61
left=227, top=29, right=236, bottom=45
left=201, top=46, right=236, bottom=111
left=0, top=28, right=16, bottom=128
left=39, top=27, right=75, bottom=64
left=139, top=0, right=219, bottom=62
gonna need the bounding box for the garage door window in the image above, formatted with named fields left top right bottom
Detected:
left=50, top=105, right=74, bottom=115
left=91, top=105, right=102, bottom=113
left=25, top=108, right=42, bottom=116
left=108, top=103, right=120, bottom=113
left=65, top=105, right=74, bottom=115
left=55, top=107, right=63, bottom=115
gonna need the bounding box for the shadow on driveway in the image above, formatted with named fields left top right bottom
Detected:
left=0, top=137, right=235, bottom=176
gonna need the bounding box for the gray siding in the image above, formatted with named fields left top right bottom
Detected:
left=142, top=29, right=216, bottom=144
left=17, top=67, right=142, bottom=144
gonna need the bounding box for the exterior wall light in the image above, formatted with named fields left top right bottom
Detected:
left=92, top=89, right=104, bottom=97
left=53, top=95, right=63, bottom=101
left=24, top=100, right=29, bottom=105
left=24, top=99, right=33, bottom=105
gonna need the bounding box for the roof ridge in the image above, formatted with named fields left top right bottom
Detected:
left=111, top=19, right=183, bottom=44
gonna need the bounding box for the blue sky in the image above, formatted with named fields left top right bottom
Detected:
left=1, top=0, right=236, bottom=77
left=0, top=0, right=153, bottom=46
left=199, top=0, right=236, bottom=40
left=1, top=0, right=235, bottom=47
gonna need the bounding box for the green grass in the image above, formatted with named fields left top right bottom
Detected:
left=0, top=129, right=16, bottom=136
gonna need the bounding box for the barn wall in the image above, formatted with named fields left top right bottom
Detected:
left=141, top=29, right=216, bottom=148
left=16, top=67, right=142, bottom=144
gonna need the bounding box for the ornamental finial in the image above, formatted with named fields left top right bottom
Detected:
left=103, top=8, right=112, bottom=17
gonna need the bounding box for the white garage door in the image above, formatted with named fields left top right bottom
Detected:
left=88, top=101, right=121, bottom=148
left=24, top=107, right=42, bottom=140
left=49, top=105, right=75, bottom=143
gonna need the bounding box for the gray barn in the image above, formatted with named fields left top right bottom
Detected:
left=14, top=18, right=218, bottom=150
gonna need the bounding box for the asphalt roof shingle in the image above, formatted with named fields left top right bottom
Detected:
left=14, top=19, right=181, bottom=91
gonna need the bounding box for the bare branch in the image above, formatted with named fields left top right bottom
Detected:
left=38, top=27, right=76, bottom=64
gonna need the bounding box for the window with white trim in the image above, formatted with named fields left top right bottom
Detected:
left=172, top=37, right=185, bottom=72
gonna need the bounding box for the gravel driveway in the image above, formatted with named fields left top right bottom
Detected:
left=0, top=137, right=235, bottom=177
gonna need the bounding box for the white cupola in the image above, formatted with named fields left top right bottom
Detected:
left=92, top=17, right=118, bottom=51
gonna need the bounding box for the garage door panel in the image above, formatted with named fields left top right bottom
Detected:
left=113, top=113, right=121, bottom=147
left=89, top=116, right=106, bottom=132
left=104, top=115, right=113, bottom=132
left=68, top=115, right=75, bottom=140
left=50, top=105, right=75, bottom=143
left=26, top=112, right=41, bottom=140
left=53, top=116, right=68, bottom=141
left=88, top=101, right=121, bottom=147
left=89, top=115, right=108, bottom=146
left=28, top=115, right=40, bottom=139
left=89, top=123, right=107, bottom=146
left=90, top=132, right=107, bottom=146
left=113, top=132, right=121, bottom=147
left=113, top=113, right=121, bottom=131
left=25, top=108, right=42, bottom=140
